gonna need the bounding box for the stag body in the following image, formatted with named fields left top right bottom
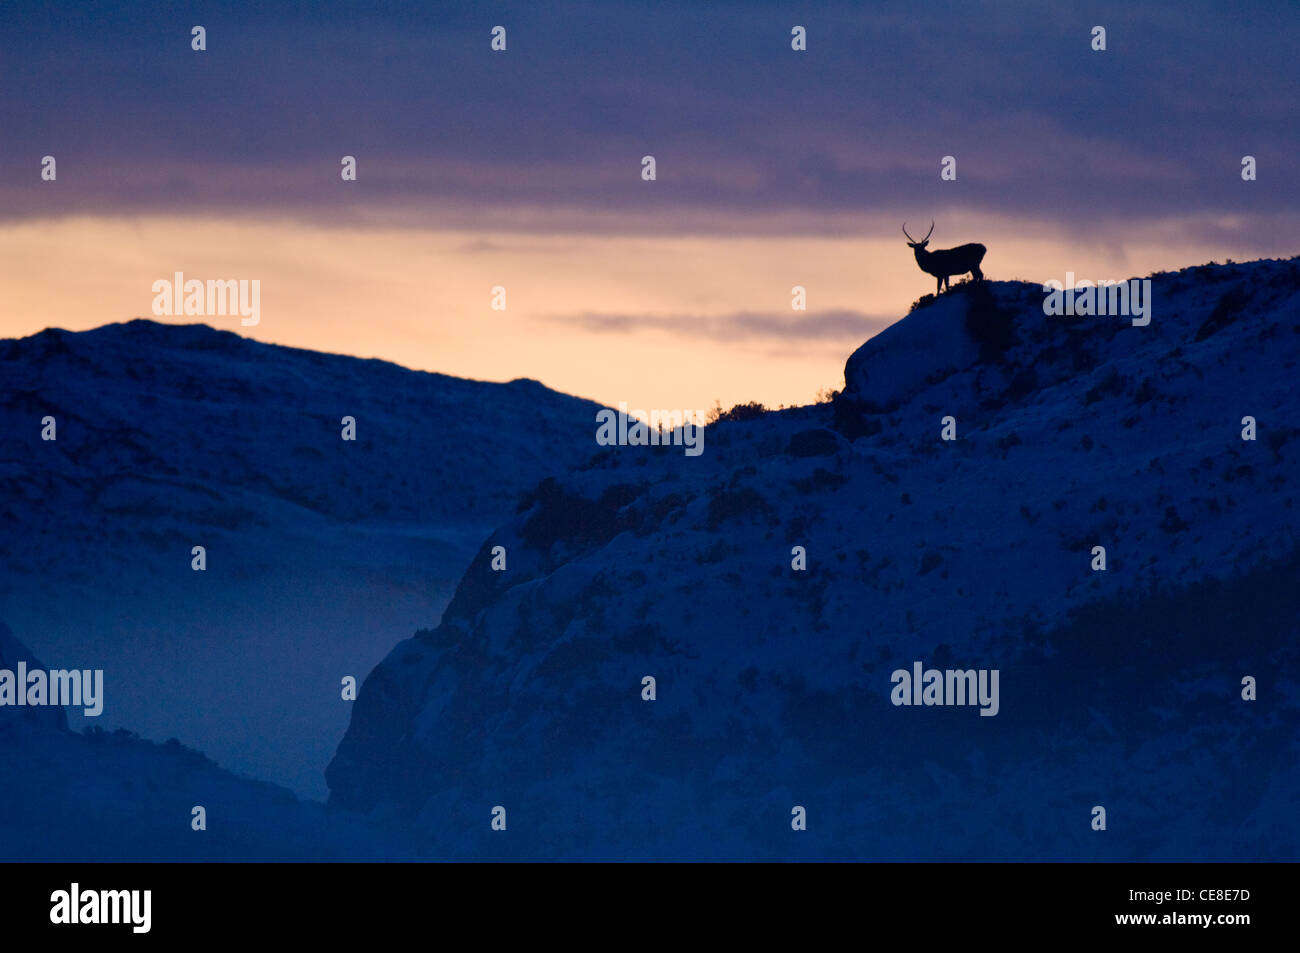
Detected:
left=903, top=222, right=986, bottom=294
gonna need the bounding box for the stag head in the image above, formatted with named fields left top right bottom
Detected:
left=902, top=221, right=935, bottom=249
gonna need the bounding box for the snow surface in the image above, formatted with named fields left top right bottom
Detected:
left=328, top=259, right=1300, bottom=860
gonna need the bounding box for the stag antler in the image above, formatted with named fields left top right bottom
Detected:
left=902, top=221, right=936, bottom=243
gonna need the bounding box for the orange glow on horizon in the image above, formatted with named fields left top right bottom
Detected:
left=0, top=214, right=1282, bottom=413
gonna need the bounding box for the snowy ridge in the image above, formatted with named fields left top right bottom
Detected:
left=0, top=319, right=606, bottom=584
left=328, top=258, right=1300, bottom=860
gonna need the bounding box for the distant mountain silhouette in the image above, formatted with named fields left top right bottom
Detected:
left=0, top=319, right=607, bottom=799
left=0, top=616, right=417, bottom=861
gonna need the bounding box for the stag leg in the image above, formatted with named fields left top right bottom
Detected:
left=936, top=276, right=943, bottom=294
left=971, top=265, right=984, bottom=282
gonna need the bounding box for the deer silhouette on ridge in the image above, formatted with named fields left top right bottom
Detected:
left=903, top=221, right=986, bottom=294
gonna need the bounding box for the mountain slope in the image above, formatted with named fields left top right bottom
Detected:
left=0, top=319, right=604, bottom=571
left=327, top=257, right=1300, bottom=860
left=0, top=320, right=607, bottom=798
left=0, top=619, right=421, bottom=860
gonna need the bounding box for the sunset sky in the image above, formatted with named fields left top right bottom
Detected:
left=2, top=0, right=1296, bottom=412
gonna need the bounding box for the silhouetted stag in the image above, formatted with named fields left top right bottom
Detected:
left=903, top=222, right=986, bottom=294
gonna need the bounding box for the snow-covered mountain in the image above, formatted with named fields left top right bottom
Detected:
left=0, top=320, right=606, bottom=798
left=1, top=319, right=605, bottom=573
left=328, top=258, right=1300, bottom=860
